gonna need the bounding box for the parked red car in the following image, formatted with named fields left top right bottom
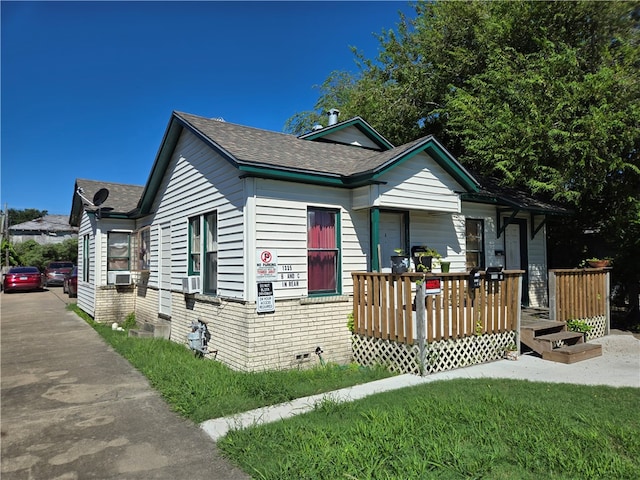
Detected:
left=63, top=266, right=78, bottom=298
left=44, top=261, right=74, bottom=287
left=3, top=266, right=44, bottom=293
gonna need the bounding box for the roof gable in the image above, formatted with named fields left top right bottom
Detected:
left=298, top=116, right=394, bottom=151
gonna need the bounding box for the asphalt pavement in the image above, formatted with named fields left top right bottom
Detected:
left=1, top=288, right=249, bottom=480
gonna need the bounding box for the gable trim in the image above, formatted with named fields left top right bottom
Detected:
left=300, top=117, right=394, bottom=150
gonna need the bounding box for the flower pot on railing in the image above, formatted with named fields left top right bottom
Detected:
left=587, top=259, right=610, bottom=268
left=390, top=255, right=410, bottom=274
left=440, top=261, right=450, bottom=273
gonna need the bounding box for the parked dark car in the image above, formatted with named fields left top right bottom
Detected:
left=63, top=266, right=78, bottom=298
left=3, top=266, right=44, bottom=293
left=44, top=261, right=74, bottom=287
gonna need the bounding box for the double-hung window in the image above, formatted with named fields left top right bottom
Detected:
left=307, top=207, right=340, bottom=295
left=465, top=219, right=484, bottom=270
left=82, top=234, right=89, bottom=282
left=188, top=212, right=217, bottom=294
left=107, top=232, right=131, bottom=271
left=132, top=227, right=151, bottom=271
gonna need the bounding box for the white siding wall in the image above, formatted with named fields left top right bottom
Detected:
left=317, top=129, right=382, bottom=149
left=409, top=211, right=466, bottom=272
left=77, top=211, right=96, bottom=317
left=149, top=130, right=245, bottom=299
left=254, top=179, right=368, bottom=299
left=375, top=152, right=462, bottom=213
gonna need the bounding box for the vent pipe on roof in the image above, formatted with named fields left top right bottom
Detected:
left=327, top=108, right=340, bottom=126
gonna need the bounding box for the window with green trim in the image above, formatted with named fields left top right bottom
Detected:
left=188, top=217, right=201, bottom=274
left=188, top=212, right=217, bottom=295
left=307, top=207, right=340, bottom=295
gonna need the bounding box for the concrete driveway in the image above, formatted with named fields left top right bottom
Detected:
left=1, top=288, right=249, bottom=480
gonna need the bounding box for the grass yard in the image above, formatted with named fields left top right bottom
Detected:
left=70, top=305, right=394, bottom=422
left=218, top=379, right=640, bottom=479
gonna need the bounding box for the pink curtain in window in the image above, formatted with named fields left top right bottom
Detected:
left=308, top=211, right=336, bottom=291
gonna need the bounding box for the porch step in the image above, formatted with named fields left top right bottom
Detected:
left=542, top=343, right=603, bottom=364
left=533, top=331, right=585, bottom=352
left=128, top=329, right=154, bottom=338
left=128, top=320, right=171, bottom=340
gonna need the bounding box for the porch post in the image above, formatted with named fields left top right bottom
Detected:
left=605, top=270, right=611, bottom=335
left=416, top=278, right=426, bottom=375
left=548, top=270, right=557, bottom=321
left=370, top=208, right=380, bottom=272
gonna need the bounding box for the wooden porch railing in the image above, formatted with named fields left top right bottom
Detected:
left=351, top=271, right=523, bottom=344
left=549, top=268, right=610, bottom=323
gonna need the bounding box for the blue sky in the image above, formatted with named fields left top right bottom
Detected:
left=1, top=1, right=414, bottom=216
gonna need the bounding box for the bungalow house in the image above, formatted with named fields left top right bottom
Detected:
left=69, top=110, right=566, bottom=371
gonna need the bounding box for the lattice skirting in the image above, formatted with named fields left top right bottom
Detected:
left=580, top=315, right=607, bottom=341
left=352, top=331, right=517, bottom=376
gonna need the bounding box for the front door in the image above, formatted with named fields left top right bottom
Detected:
left=379, top=212, right=406, bottom=271
left=505, top=219, right=529, bottom=306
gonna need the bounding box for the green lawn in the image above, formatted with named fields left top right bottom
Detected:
left=218, top=379, right=640, bottom=479
left=71, top=306, right=394, bottom=422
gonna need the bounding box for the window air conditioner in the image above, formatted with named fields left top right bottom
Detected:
left=108, top=271, right=132, bottom=285
left=182, top=276, right=201, bottom=294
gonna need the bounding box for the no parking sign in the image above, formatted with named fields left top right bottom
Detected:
left=256, top=249, right=278, bottom=281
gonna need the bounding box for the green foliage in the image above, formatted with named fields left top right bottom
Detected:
left=566, top=319, right=593, bottom=334
left=220, top=379, right=640, bottom=479
left=122, top=312, right=137, bottom=330
left=11, top=238, right=77, bottom=270
left=346, top=311, right=354, bottom=333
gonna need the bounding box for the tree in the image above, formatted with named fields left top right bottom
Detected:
left=287, top=0, right=640, bottom=322
left=8, top=208, right=48, bottom=226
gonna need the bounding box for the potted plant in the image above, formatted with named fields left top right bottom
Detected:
left=390, top=248, right=410, bottom=274
left=504, top=343, right=518, bottom=361
left=566, top=319, right=593, bottom=341
left=586, top=257, right=612, bottom=268
left=411, top=246, right=441, bottom=273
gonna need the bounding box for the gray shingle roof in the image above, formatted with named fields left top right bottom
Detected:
left=9, top=215, right=77, bottom=232
left=75, top=179, right=144, bottom=214
left=175, top=111, right=397, bottom=177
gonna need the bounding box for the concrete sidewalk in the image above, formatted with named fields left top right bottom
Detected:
left=1, top=289, right=249, bottom=480
left=201, top=332, right=640, bottom=441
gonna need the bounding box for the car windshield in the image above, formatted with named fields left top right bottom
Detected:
left=9, top=267, right=40, bottom=274
left=49, top=262, right=73, bottom=269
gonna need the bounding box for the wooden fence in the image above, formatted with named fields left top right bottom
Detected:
left=351, top=271, right=523, bottom=344
left=549, top=268, right=610, bottom=324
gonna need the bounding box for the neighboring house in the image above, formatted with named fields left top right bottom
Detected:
left=69, top=110, right=567, bottom=371
left=9, top=215, right=78, bottom=245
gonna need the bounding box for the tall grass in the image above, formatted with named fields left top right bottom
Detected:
left=219, top=379, right=640, bottom=479
left=69, top=305, right=394, bottom=422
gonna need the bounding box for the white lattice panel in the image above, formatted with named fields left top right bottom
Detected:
left=351, top=335, right=422, bottom=375
left=583, top=316, right=606, bottom=340
left=352, top=331, right=517, bottom=376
